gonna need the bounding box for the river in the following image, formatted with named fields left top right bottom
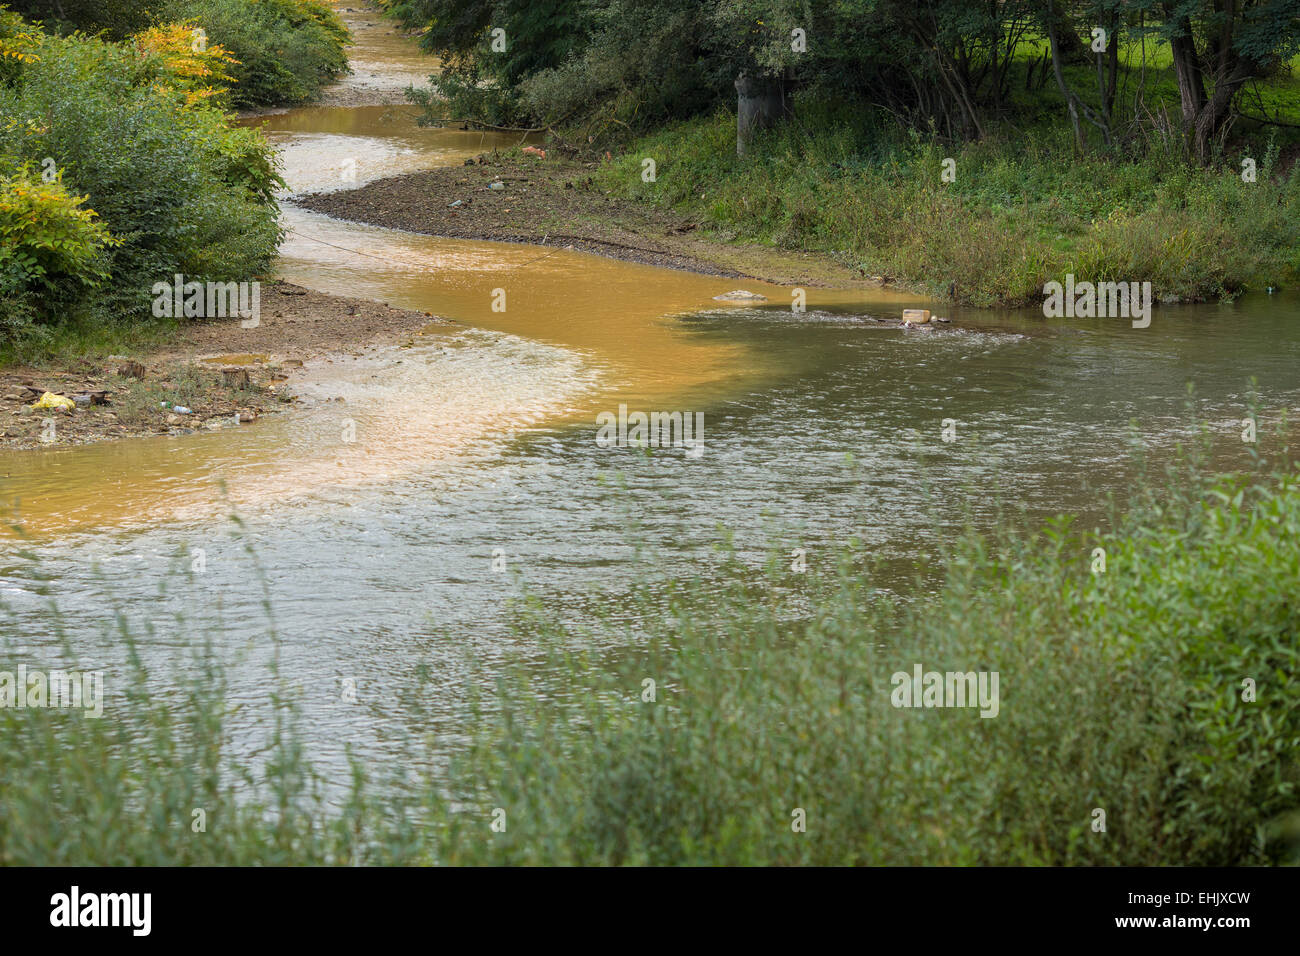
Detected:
left=2, top=3, right=1298, bottom=781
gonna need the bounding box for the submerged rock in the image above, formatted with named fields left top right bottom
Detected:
left=713, top=289, right=767, bottom=301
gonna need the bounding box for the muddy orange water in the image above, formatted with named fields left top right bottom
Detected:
left=3, top=3, right=1298, bottom=777
left=0, top=25, right=912, bottom=534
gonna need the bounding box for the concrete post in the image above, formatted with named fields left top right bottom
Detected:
left=735, top=73, right=790, bottom=156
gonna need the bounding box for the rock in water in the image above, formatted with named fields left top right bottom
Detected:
left=713, top=290, right=768, bottom=301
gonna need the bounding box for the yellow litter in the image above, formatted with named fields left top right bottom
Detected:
left=29, top=392, right=75, bottom=411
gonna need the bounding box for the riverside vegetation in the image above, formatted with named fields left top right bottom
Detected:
left=3, top=437, right=1298, bottom=865
left=0, top=1, right=348, bottom=361
left=389, top=0, right=1300, bottom=307
left=2, top=1, right=1299, bottom=868
left=593, top=111, right=1300, bottom=307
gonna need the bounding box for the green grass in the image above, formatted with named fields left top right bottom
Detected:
left=1006, top=34, right=1300, bottom=132
left=3, top=435, right=1298, bottom=865
left=587, top=45, right=1300, bottom=308
left=0, top=312, right=182, bottom=368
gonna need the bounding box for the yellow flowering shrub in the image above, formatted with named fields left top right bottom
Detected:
left=132, top=21, right=240, bottom=108
left=0, top=5, right=41, bottom=77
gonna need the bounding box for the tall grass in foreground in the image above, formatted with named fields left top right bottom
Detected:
left=2, top=451, right=1298, bottom=864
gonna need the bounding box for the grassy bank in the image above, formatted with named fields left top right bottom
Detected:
left=4, top=442, right=1298, bottom=865
left=594, top=103, right=1300, bottom=307
left=382, top=0, right=1300, bottom=308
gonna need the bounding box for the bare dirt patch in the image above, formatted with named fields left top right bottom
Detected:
left=294, top=155, right=878, bottom=288
left=0, top=282, right=446, bottom=451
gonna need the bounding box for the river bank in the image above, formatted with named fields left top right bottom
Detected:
left=0, top=2, right=451, bottom=452
left=0, top=281, right=444, bottom=450
left=293, top=156, right=879, bottom=288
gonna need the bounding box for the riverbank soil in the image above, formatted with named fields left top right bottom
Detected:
left=0, top=281, right=446, bottom=450
left=294, top=156, right=880, bottom=289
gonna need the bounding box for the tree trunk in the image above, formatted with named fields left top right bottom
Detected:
left=1168, top=20, right=1255, bottom=164
left=1168, top=31, right=1206, bottom=143
left=1046, top=5, right=1084, bottom=150
left=1191, top=64, right=1252, bottom=163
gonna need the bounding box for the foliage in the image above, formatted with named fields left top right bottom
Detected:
left=8, top=0, right=349, bottom=107
left=0, top=15, right=282, bottom=346
left=0, top=164, right=114, bottom=287
left=391, top=0, right=594, bottom=126
left=596, top=104, right=1300, bottom=305
left=4, top=0, right=156, bottom=38
left=131, top=20, right=240, bottom=110
left=156, top=0, right=350, bottom=108
left=515, top=0, right=734, bottom=136
left=0, top=4, right=39, bottom=64
left=0, top=163, right=115, bottom=339
left=389, top=0, right=1300, bottom=172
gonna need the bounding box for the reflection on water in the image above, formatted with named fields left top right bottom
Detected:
left=3, top=2, right=1299, bottom=780
left=244, top=105, right=527, bottom=194
left=326, top=1, right=439, bottom=95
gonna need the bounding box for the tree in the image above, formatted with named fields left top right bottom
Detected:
left=5, top=0, right=154, bottom=37
left=1154, top=0, right=1300, bottom=163
left=1044, top=0, right=1122, bottom=150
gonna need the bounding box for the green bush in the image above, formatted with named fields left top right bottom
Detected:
left=159, top=0, right=350, bottom=108
left=389, top=0, right=595, bottom=127
left=0, top=19, right=282, bottom=346
left=8, top=0, right=349, bottom=107
left=0, top=163, right=115, bottom=326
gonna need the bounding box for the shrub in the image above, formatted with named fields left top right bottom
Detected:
left=0, top=18, right=282, bottom=344
left=159, top=0, right=350, bottom=108
left=131, top=20, right=240, bottom=110
left=0, top=164, right=116, bottom=336
left=8, top=1, right=349, bottom=108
